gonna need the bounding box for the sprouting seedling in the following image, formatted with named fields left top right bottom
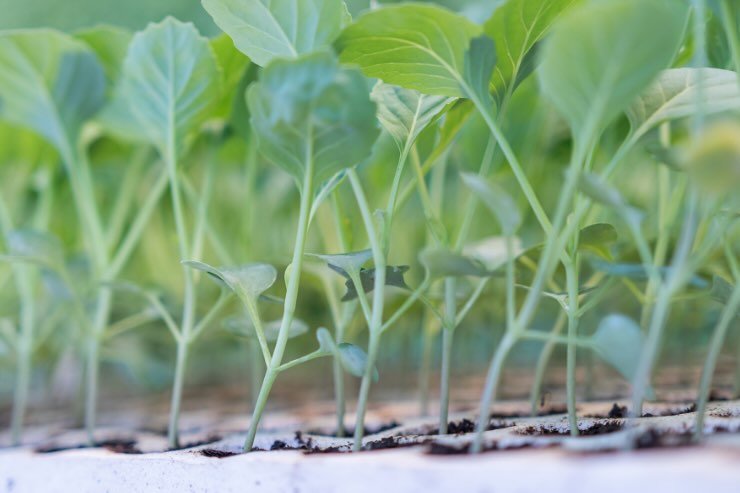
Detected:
left=240, top=50, right=378, bottom=452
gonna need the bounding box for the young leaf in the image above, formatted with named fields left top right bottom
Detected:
left=460, top=172, right=521, bottom=235
left=419, top=247, right=495, bottom=280
left=337, top=343, right=378, bottom=381
left=371, top=82, right=453, bottom=149
left=710, top=275, right=735, bottom=306
left=202, top=0, right=350, bottom=67
left=183, top=260, right=277, bottom=299
left=578, top=223, right=618, bottom=259
left=578, top=172, right=643, bottom=228
left=590, top=258, right=710, bottom=289
left=538, top=0, right=688, bottom=139
left=336, top=4, right=481, bottom=97
left=308, top=249, right=373, bottom=277
left=484, top=0, right=583, bottom=103
left=224, top=316, right=308, bottom=341
left=247, top=52, right=379, bottom=187
left=118, top=18, right=220, bottom=157
left=340, top=266, right=410, bottom=302
left=590, top=314, right=655, bottom=399
left=316, top=327, right=337, bottom=353
left=0, top=30, right=106, bottom=156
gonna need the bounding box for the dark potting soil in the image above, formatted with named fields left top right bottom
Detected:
left=167, top=434, right=223, bottom=451
left=307, top=420, right=402, bottom=438
left=35, top=438, right=142, bottom=455
left=518, top=420, right=624, bottom=436
left=199, top=448, right=239, bottom=458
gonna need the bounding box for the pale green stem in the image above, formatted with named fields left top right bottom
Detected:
left=347, top=168, right=386, bottom=451
left=694, top=282, right=740, bottom=440
left=564, top=259, right=580, bottom=437
left=243, top=139, right=314, bottom=452
left=529, top=312, right=568, bottom=415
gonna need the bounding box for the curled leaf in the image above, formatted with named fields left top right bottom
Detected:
left=183, top=260, right=277, bottom=299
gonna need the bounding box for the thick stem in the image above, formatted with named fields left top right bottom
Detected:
left=244, top=369, right=277, bottom=450
left=10, top=341, right=32, bottom=446
left=470, top=332, right=516, bottom=453
left=248, top=340, right=263, bottom=409
left=418, top=309, right=438, bottom=417
left=167, top=340, right=189, bottom=448
left=84, top=289, right=112, bottom=445
left=438, top=327, right=454, bottom=434
left=353, top=331, right=381, bottom=451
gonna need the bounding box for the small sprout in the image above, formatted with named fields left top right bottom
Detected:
left=339, top=266, right=411, bottom=302
left=315, top=328, right=378, bottom=381
left=183, top=260, right=277, bottom=300
left=308, top=249, right=373, bottom=277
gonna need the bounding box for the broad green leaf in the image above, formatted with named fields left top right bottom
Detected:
left=183, top=260, right=277, bottom=299
left=308, top=249, right=373, bottom=276
left=210, top=33, right=251, bottom=121
left=419, top=247, right=494, bottom=279
left=247, top=52, right=378, bottom=187
left=627, top=68, right=740, bottom=141
left=484, top=0, right=582, bottom=103
left=118, top=18, right=221, bottom=156
left=336, top=4, right=481, bottom=97
left=538, top=0, right=688, bottom=140
left=202, top=0, right=350, bottom=67
left=75, top=25, right=132, bottom=86
left=578, top=223, right=617, bottom=259
left=590, top=314, right=655, bottom=399
left=224, top=315, right=308, bottom=341
left=371, top=82, right=452, bottom=148
left=0, top=30, right=106, bottom=157
left=337, top=342, right=378, bottom=381
left=4, top=229, right=64, bottom=268
left=460, top=172, right=521, bottom=235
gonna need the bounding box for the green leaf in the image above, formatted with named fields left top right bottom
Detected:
left=590, top=314, right=655, bottom=399
left=484, top=0, right=583, bottom=103
left=316, top=327, right=337, bottom=353
left=210, top=33, right=251, bottom=122
left=118, top=18, right=221, bottom=156
left=308, top=249, right=373, bottom=276
left=627, top=68, right=740, bottom=141
left=0, top=29, right=106, bottom=156
left=578, top=172, right=642, bottom=227
left=538, top=0, right=688, bottom=140
left=336, top=4, right=481, bottom=97
left=3, top=229, right=64, bottom=268
left=578, top=223, right=618, bottom=259
left=371, top=82, right=453, bottom=148
left=248, top=51, right=378, bottom=187
left=462, top=35, right=496, bottom=102
left=224, top=315, right=308, bottom=341
left=460, top=172, right=521, bottom=235
left=590, top=258, right=710, bottom=290
left=419, top=247, right=495, bottom=279
left=337, top=342, right=378, bottom=381
left=338, top=266, right=410, bottom=302
left=183, top=260, right=277, bottom=299
left=75, top=25, right=132, bottom=86
left=202, top=0, right=350, bottom=67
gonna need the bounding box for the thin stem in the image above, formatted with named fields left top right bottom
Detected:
left=564, top=259, right=580, bottom=437
left=529, top=312, right=568, bottom=415
left=438, top=327, right=454, bottom=434
left=276, top=349, right=329, bottom=372
left=694, top=282, right=740, bottom=440
left=167, top=340, right=189, bottom=448
left=347, top=168, right=387, bottom=451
